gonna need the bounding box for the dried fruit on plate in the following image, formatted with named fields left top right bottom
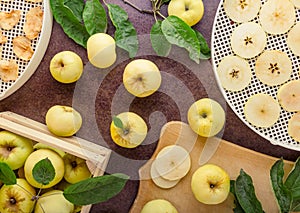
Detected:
left=277, top=80, right=300, bottom=112
left=26, top=0, right=42, bottom=2
left=0, top=30, right=7, bottom=44
left=13, top=36, right=34, bottom=61
left=0, top=10, right=21, bottom=30
left=287, top=22, right=300, bottom=57
left=288, top=112, right=300, bottom=142
left=24, top=6, right=44, bottom=40
left=0, top=59, right=18, bottom=82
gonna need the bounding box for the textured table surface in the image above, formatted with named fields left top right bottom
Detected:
left=0, top=0, right=299, bottom=212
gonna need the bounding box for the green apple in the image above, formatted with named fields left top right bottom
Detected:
left=110, top=112, right=148, bottom=148
left=24, top=149, right=64, bottom=189
left=0, top=130, right=33, bottom=170
left=33, top=142, right=66, bottom=158
left=34, top=190, right=74, bottom=213
left=50, top=51, right=83, bottom=83
left=0, top=178, right=36, bottom=213
left=191, top=164, right=230, bottom=205
left=187, top=98, right=225, bottom=137
left=87, top=33, right=116, bottom=68
left=45, top=105, right=82, bottom=137
left=141, top=199, right=178, bottom=213
left=63, top=153, right=92, bottom=184
left=168, top=0, right=204, bottom=26
left=123, top=59, right=162, bottom=98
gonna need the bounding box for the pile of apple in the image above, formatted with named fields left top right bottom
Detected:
left=0, top=106, right=91, bottom=213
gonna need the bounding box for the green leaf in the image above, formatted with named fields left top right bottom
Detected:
left=235, top=169, right=264, bottom=213
left=285, top=157, right=300, bottom=200
left=83, top=0, right=107, bottom=35
left=107, top=4, right=138, bottom=58
left=150, top=21, right=171, bottom=57
left=32, top=158, right=55, bottom=186
left=64, top=0, right=84, bottom=22
left=230, top=180, right=246, bottom=213
left=0, top=162, right=16, bottom=185
left=194, top=30, right=211, bottom=59
left=50, top=0, right=90, bottom=48
left=63, top=173, right=129, bottom=205
left=161, top=15, right=200, bottom=64
left=270, top=159, right=292, bottom=213
left=113, top=116, right=124, bottom=129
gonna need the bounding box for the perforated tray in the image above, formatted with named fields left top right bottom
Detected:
left=211, top=0, right=300, bottom=151
left=0, top=0, right=52, bottom=100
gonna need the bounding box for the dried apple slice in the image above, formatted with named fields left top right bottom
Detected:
left=255, top=50, right=292, bottom=86
left=224, top=0, right=261, bottom=23
left=150, top=160, right=180, bottom=189
left=0, top=10, right=21, bottom=30
left=288, top=112, right=300, bottom=142
left=13, top=36, right=34, bottom=61
left=230, top=22, right=266, bottom=59
left=0, top=60, right=18, bottom=82
left=24, top=7, right=44, bottom=40
left=217, top=55, right=252, bottom=91
left=277, top=80, right=300, bottom=112
left=154, top=145, right=191, bottom=181
left=259, top=0, right=295, bottom=35
left=287, top=22, right=300, bottom=57
left=244, top=93, right=280, bottom=128
left=0, top=30, right=7, bottom=44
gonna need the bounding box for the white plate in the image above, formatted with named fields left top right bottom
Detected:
left=0, top=0, right=52, bottom=100
left=211, top=0, right=300, bottom=151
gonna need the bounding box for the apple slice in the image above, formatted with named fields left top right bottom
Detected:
left=244, top=93, right=280, bottom=128
left=150, top=160, right=180, bottom=189
left=288, top=112, right=300, bottom=142
left=287, top=22, right=300, bottom=57
left=154, top=145, right=191, bottom=181
left=277, top=80, right=300, bottom=112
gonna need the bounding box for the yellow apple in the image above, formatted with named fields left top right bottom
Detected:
left=191, top=164, right=230, bottom=205
left=0, top=178, right=36, bottom=213
left=33, top=142, right=66, bottom=158
left=24, top=149, right=64, bottom=189
left=50, top=51, right=83, bottom=83
left=141, top=199, right=178, bottom=213
left=63, top=153, right=92, bottom=184
left=110, top=112, right=148, bottom=148
left=87, top=33, right=116, bottom=68
left=0, top=130, right=33, bottom=170
left=123, top=59, right=162, bottom=98
left=168, top=0, right=204, bottom=26
left=187, top=98, right=225, bottom=137
left=34, top=190, right=74, bottom=213
left=45, top=105, right=82, bottom=137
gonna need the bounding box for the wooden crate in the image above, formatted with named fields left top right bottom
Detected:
left=0, top=111, right=112, bottom=213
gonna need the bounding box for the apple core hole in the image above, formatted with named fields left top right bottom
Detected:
left=59, top=61, right=64, bottom=68
left=210, top=184, right=215, bottom=189
left=201, top=113, right=207, bottom=118
left=71, top=161, right=77, bottom=168
left=6, top=146, right=13, bottom=151
left=185, top=5, right=189, bottom=11
left=9, top=198, right=16, bottom=205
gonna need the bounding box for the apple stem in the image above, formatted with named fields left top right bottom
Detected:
left=122, top=0, right=153, bottom=14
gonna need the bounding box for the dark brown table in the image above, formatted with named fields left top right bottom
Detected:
left=0, top=0, right=299, bottom=212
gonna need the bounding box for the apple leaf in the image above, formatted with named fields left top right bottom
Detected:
left=235, top=169, right=264, bottom=213
left=270, top=158, right=292, bottom=213
left=284, top=157, right=300, bottom=200
left=63, top=173, right=129, bottom=205
left=107, top=4, right=138, bottom=58
left=194, top=30, right=211, bottom=60
left=32, top=158, right=55, bottom=186
left=150, top=21, right=172, bottom=57
left=50, top=0, right=90, bottom=48
left=161, top=15, right=200, bottom=64
left=113, top=116, right=124, bottom=129
left=0, top=162, right=16, bottom=185
left=230, top=180, right=246, bottom=213
left=64, top=0, right=85, bottom=23
left=83, top=0, right=107, bottom=35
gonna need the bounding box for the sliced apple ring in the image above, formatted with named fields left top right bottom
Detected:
left=255, top=50, right=292, bottom=86
left=224, top=0, right=261, bottom=23
left=0, top=59, right=18, bottom=82
left=12, top=36, right=34, bottom=61
left=288, top=112, right=300, bottom=142
left=259, top=0, right=295, bottom=35
left=287, top=22, right=300, bottom=57
left=277, top=80, right=300, bottom=112
left=230, top=22, right=266, bottom=59
left=0, top=10, right=21, bottom=30
left=150, top=160, right=180, bottom=189
left=24, top=6, right=44, bottom=40
left=155, top=145, right=191, bottom=181
left=217, top=55, right=252, bottom=91
left=0, top=30, right=7, bottom=44
left=244, top=93, right=280, bottom=128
